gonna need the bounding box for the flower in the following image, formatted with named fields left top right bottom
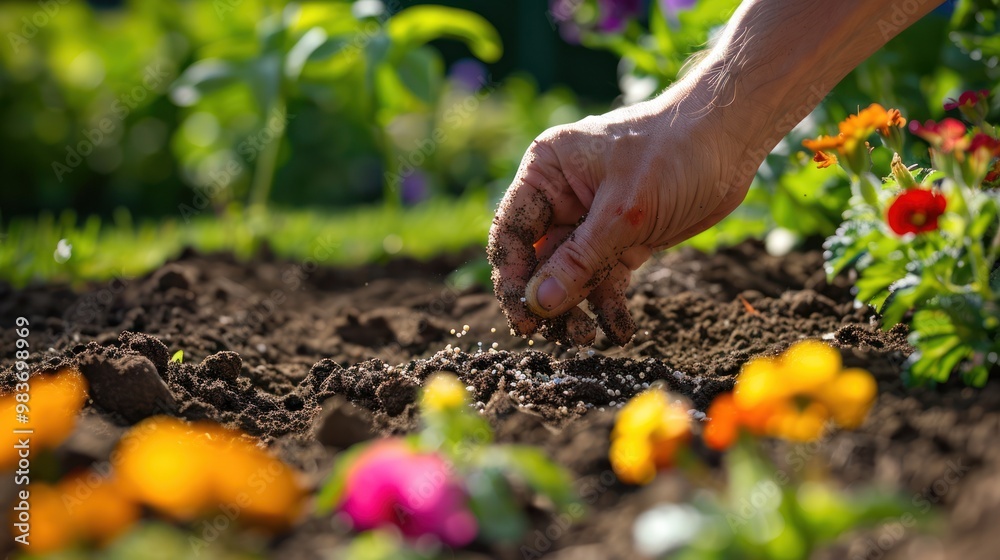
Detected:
left=1, top=367, right=88, bottom=469
left=597, top=0, right=643, bottom=32
left=944, top=89, right=990, bottom=123
left=908, top=118, right=969, bottom=153
left=660, top=0, right=697, bottom=19
left=886, top=188, right=947, bottom=235
left=338, top=440, right=478, bottom=546
left=812, top=150, right=838, bottom=169
left=704, top=341, right=877, bottom=448
left=114, top=417, right=304, bottom=528
left=13, top=477, right=139, bottom=554
left=422, top=372, right=468, bottom=412
left=610, top=389, right=691, bottom=485
left=877, top=108, right=907, bottom=136
left=802, top=104, right=906, bottom=171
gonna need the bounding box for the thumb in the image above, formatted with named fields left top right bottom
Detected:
left=525, top=206, right=633, bottom=318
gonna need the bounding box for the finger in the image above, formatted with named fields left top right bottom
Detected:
left=533, top=225, right=575, bottom=262
left=586, top=262, right=636, bottom=346
left=619, top=245, right=652, bottom=271
left=538, top=306, right=596, bottom=346
left=525, top=194, right=636, bottom=318
left=488, top=185, right=550, bottom=336
left=487, top=143, right=587, bottom=336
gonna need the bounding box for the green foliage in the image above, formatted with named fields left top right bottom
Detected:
left=819, top=101, right=1000, bottom=387
left=640, top=439, right=923, bottom=560
left=170, top=350, right=184, bottom=364
left=0, top=193, right=493, bottom=287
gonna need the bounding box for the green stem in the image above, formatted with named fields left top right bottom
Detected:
left=249, top=97, right=287, bottom=210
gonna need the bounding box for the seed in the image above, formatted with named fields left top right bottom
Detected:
left=528, top=340, right=534, bottom=346
left=490, top=328, right=496, bottom=333
left=463, top=324, right=470, bottom=332
left=450, top=329, right=456, bottom=335
left=491, top=342, right=499, bottom=349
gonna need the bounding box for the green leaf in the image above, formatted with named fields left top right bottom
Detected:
left=465, top=468, right=528, bottom=543
left=170, top=60, right=243, bottom=106
left=488, top=446, right=576, bottom=511
left=315, top=442, right=373, bottom=515
left=393, top=47, right=443, bottom=106
left=170, top=350, right=184, bottom=364
left=386, top=6, right=502, bottom=63
left=823, top=219, right=878, bottom=279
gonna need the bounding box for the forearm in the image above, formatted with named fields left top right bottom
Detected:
left=670, top=0, right=945, bottom=152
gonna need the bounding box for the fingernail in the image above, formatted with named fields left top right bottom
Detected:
left=535, top=277, right=567, bottom=311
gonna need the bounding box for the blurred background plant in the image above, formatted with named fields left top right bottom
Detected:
left=0, top=0, right=996, bottom=285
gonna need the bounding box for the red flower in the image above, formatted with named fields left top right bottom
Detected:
left=908, top=118, right=969, bottom=153
left=969, top=133, right=1000, bottom=157
left=944, top=89, right=989, bottom=111
left=886, top=189, right=947, bottom=235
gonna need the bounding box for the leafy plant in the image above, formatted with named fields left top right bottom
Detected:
left=808, top=94, right=999, bottom=386
left=170, top=0, right=502, bottom=208
left=616, top=343, right=925, bottom=559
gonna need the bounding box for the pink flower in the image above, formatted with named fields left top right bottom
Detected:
left=908, top=118, right=969, bottom=153
left=943, top=89, right=989, bottom=111
left=338, top=440, right=478, bottom=547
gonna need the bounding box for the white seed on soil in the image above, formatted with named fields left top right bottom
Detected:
left=463, top=324, right=470, bottom=332
left=528, top=340, right=534, bottom=346
left=450, top=329, right=456, bottom=335
left=492, top=342, right=499, bottom=349
left=491, top=328, right=496, bottom=333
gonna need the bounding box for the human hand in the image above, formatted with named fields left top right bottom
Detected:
left=487, top=82, right=761, bottom=346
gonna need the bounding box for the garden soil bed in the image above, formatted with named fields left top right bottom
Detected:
left=2, top=241, right=999, bottom=559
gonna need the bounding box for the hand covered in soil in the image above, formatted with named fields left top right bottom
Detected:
left=488, top=87, right=754, bottom=346
left=487, top=0, right=941, bottom=346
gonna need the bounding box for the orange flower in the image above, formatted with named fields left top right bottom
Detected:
left=1, top=368, right=88, bottom=469
left=802, top=135, right=843, bottom=153
left=802, top=104, right=907, bottom=171
left=839, top=103, right=890, bottom=141
left=812, top=150, right=838, bottom=169
left=878, top=108, right=907, bottom=136
left=12, top=477, right=139, bottom=553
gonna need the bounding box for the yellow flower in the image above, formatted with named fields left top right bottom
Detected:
left=610, top=436, right=657, bottom=485
left=802, top=104, right=906, bottom=172
left=818, top=368, right=878, bottom=429
left=610, top=389, right=691, bottom=484
left=422, top=372, right=468, bottom=412
left=115, top=417, right=304, bottom=528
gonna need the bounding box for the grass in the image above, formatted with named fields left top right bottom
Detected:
left=0, top=191, right=495, bottom=287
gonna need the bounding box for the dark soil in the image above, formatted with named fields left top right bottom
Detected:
left=1, top=241, right=997, bottom=560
